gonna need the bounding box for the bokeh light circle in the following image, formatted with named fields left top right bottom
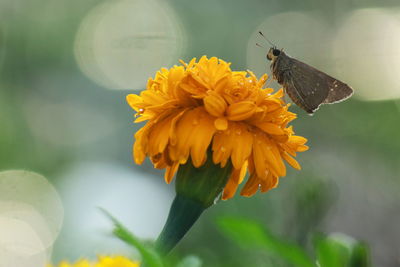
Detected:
left=0, top=170, right=64, bottom=265
left=332, top=8, right=400, bottom=101
left=75, top=0, right=186, bottom=90
left=0, top=216, right=47, bottom=267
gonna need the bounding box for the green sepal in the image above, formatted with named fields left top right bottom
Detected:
left=175, top=154, right=232, bottom=208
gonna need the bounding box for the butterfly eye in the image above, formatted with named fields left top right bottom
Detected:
left=273, top=49, right=281, bottom=56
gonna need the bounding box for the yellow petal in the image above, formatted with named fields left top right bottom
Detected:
left=165, top=162, right=179, bottom=184
left=170, top=108, right=216, bottom=167
left=204, top=91, right=227, bottom=117
left=271, top=88, right=284, bottom=98
left=151, top=153, right=167, bottom=169
left=260, top=174, right=278, bottom=193
left=282, top=152, right=301, bottom=170
left=269, top=140, right=286, bottom=177
left=141, top=90, right=168, bottom=106
left=256, top=122, right=285, bottom=135
left=148, top=114, right=175, bottom=155
left=226, top=101, right=257, bottom=121
left=190, top=112, right=216, bottom=167
left=133, top=123, right=153, bottom=164
left=230, top=123, right=253, bottom=169
left=253, top=133, right=285, bottom=178
left=222, top=168, right=242, bottom=200
left=297, top=145, right=309, bottom=152
left=252, top=134, right=269, bottom=178
left=169, top=109, right=187, bottom=146
left=126, top=94, right=143, bottom=112
left=240, top=174, right=260, bottom=197
left=289, top=135, right=308, bottom=145
left=212, top=128, right=235, bottom=167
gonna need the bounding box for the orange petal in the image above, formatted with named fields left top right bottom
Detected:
left=222, top=168, right=242, bottom=200
left=230, top=123, right=253, bottom=169
left=212, top=127, right=235, bottom=167
left=289, top=135, right=308, bottom=145
left=152, top=153, right=167, bottom=169
left=148, top=114, right=175, bottom=155
left=141, top=90, right=168, bottom=106
left=171, top=108, right=216, bottom=168
left=226, top=101, right=257, bottom=121
left=164, top=162, right=179, bottom=184
left=240, top=174, right=260, bottom=197
left=190, top=112, right=216, bottom=167
left=260, top=174, right=278, bottom=193
left=271, top=88, right=284, bottom=98
left=133, top=123, right=153, bottom=164
left=282, top=152, right=301, bottom=170
left=252, top=134, right=269, bottom=178
left=269, top=140, right=286, bottom=177
left=126, top=94, right=143, bottom=112
left=169, top=109, right=187, bottom=146
left=256, top=122, right=285, bottom=135
left=297, top=145, right=309, bottom=152
left=204, top=92, right=227, bottom=117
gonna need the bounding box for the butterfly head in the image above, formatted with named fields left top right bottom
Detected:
left=267, top=47, right=281, bottom=61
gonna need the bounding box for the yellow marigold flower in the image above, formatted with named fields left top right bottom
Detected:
left=127, top=56, right=308, bottom=199
left=48, top=255, right=139, bottom=267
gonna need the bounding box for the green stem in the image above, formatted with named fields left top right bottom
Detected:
left=155, top=194, right=205, bottom=255
left=155, top=152, right=233, bottom=255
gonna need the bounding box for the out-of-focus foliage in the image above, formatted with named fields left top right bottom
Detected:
left=102, top=209, right=163, bottom=267
left=217, top=217, right=315, bottom=267
left=102, top=209, right=203, bottom=267
left=315, top=233, right=370, bottom=267
left=100, top=213, right=370, bottom=267
left=217, top=217, right=370, bottom=267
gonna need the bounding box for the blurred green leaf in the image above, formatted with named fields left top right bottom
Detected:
left=315, top=233, right=370, bottom=267
left=176, top=255, right=202, bottom=267
left=100, top=208, right=164, bottom=267
left=315, top=235, right=349, bottom=267
left=348, top=243, right=370, bottom=267
left=217, top=217, right=316, bottom=267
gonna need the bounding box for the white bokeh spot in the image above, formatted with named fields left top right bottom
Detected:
left=75, top=0, right=186, bottom=90
left=0, top=170, right=64, bottom=267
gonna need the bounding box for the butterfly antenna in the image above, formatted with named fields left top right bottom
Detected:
left=258, top=31, right=276, bottom=48
left=256, top=43, right=264, bottom=48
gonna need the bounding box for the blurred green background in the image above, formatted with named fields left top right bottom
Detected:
left=1, top=0, right=400, bottom=266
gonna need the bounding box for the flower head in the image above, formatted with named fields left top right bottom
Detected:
left=127, top=56, right=308, bottom=199
left=48, top=255, right=139, bottom=267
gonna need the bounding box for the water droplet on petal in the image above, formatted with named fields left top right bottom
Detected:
left=192, top=119, right=199, bottom=125
left=220, top=146, right=226, bottom=152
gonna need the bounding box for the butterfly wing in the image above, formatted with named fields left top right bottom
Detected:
left=276, top=55, right=353, bottom=113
